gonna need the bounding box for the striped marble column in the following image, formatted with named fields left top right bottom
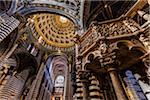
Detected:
left=0, top=14, right=20, bottom=42
left=0, top=69, right=30, bottom=99
left=26, top=62, right=45, bottom=100
left=89, top=75, right=104, bottom=100
left=75, top=73, right=83, bottom=100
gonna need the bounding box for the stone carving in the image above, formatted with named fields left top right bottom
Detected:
left=139, top=34, right=150, bottom=50
left=0, top=14, right=20, bottom=43
left=99, top=52, right=116, bottom=68
left=85, top=41, right=117, bottom=69
left=79, top=18, right=141, bottom=53
left=123, top=18, right=140, bottom=32
left=99, top=42, right=108, bottom=54
left=79, top=70, right=90, bottom=82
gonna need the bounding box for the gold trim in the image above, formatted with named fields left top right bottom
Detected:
left=33, top=15, right=75, bottom=48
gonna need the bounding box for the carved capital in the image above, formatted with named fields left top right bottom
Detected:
left=85, top=42, right=118, bottom=70
left=79, top=70, right=90, bottom=83
left=107, top=67, right=117, bottom=72
left=99, top=51, right=117, bottom=67
left=139, top=34, right=150, bottom=50
left=98, top=41, right=117, bottom=67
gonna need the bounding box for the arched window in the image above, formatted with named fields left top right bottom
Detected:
left=54, top=75, right=64, bottom=87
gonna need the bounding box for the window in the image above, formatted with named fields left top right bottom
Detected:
left=55, top=97, right=60, bottom=100
left=54, top=75, right=64, bottom=87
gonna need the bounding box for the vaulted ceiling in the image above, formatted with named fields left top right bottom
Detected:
left=0, top=0, right=11, bottom=12
left=83, top=0, right=137, bottom=28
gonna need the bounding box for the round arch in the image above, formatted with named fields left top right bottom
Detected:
left=16, top=6, right=80, bottom=27
left=116, top=40, right=147, bottom=54
left=14, top=52, right=38, bottom=74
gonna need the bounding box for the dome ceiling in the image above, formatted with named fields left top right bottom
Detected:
left=28, top=13, right=76, bottom=51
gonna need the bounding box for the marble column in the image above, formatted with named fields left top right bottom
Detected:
left=65, top=63, right=74, bottom=100
left=63, top=63, right=69, bottom=100
left=42, top=79, right=48, bottom=100
left=33, top=64, right=45, bottom=99
left=0, top=68, right=30, bottom=99
left=0, top=44, right=18, bottom=68
left=5, top=44, right=18, bottom=59
left=15, top=69, right=30, bottom=99
left=43, top=87, right=48, bottom=100
left=68, top=64, right=73, bottom=100
left=108, top=67, right=127, bottom=100
left=26, top=62, right=45, bottom=100
left=82, top=80, right=89, bottom=100
left=38, top=83, right=45, bottom=100
left=79, top=71, right=90, bottom=100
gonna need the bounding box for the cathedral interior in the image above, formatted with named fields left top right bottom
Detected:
left=0, top=0, right=150, bottom=100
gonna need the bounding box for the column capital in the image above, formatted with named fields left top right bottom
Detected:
left=78, top=70, right=90, bottom=83
left=99, top=51, right=117, bottom=68
left=107, top=67, right=117, bottom=72
left=78, top=70, right=90, bottom=100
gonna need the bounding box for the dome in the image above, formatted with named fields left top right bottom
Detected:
left=28, top=13, right=76, bottom=51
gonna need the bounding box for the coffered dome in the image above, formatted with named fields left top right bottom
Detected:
left=28, top=13, right=76, bottom=51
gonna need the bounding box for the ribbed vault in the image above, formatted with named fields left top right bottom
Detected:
left=51, top=56, right=67, bottom=79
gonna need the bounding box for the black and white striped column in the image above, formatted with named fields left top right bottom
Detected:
left=0, top=14, right=20, bottom=43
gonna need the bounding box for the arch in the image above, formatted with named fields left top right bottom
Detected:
left=130, top=46, right=147, bottom=54
left=116, top=40, right=134, bottom=49
left=84, top=50, right=102, bottom=70
left=54, top=75, right=65, bottom=87
left=7, top=0, right=17, bottom=15
left=116, top=40, right=147, bottom=54
left=46, top=52, right=68, bottom=72
left=45, top=54, right=68, bottom=99
left=48, top=52, right=68, bottom=59
left=51, top=56, right=68, bottom=78
left=85, top=50, right=101, bottom=62
left=14, top=52, right=38, bottom=74
left=17, top=5, right=80, bottom=27
left=45, top=54, right=68, bottom=83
